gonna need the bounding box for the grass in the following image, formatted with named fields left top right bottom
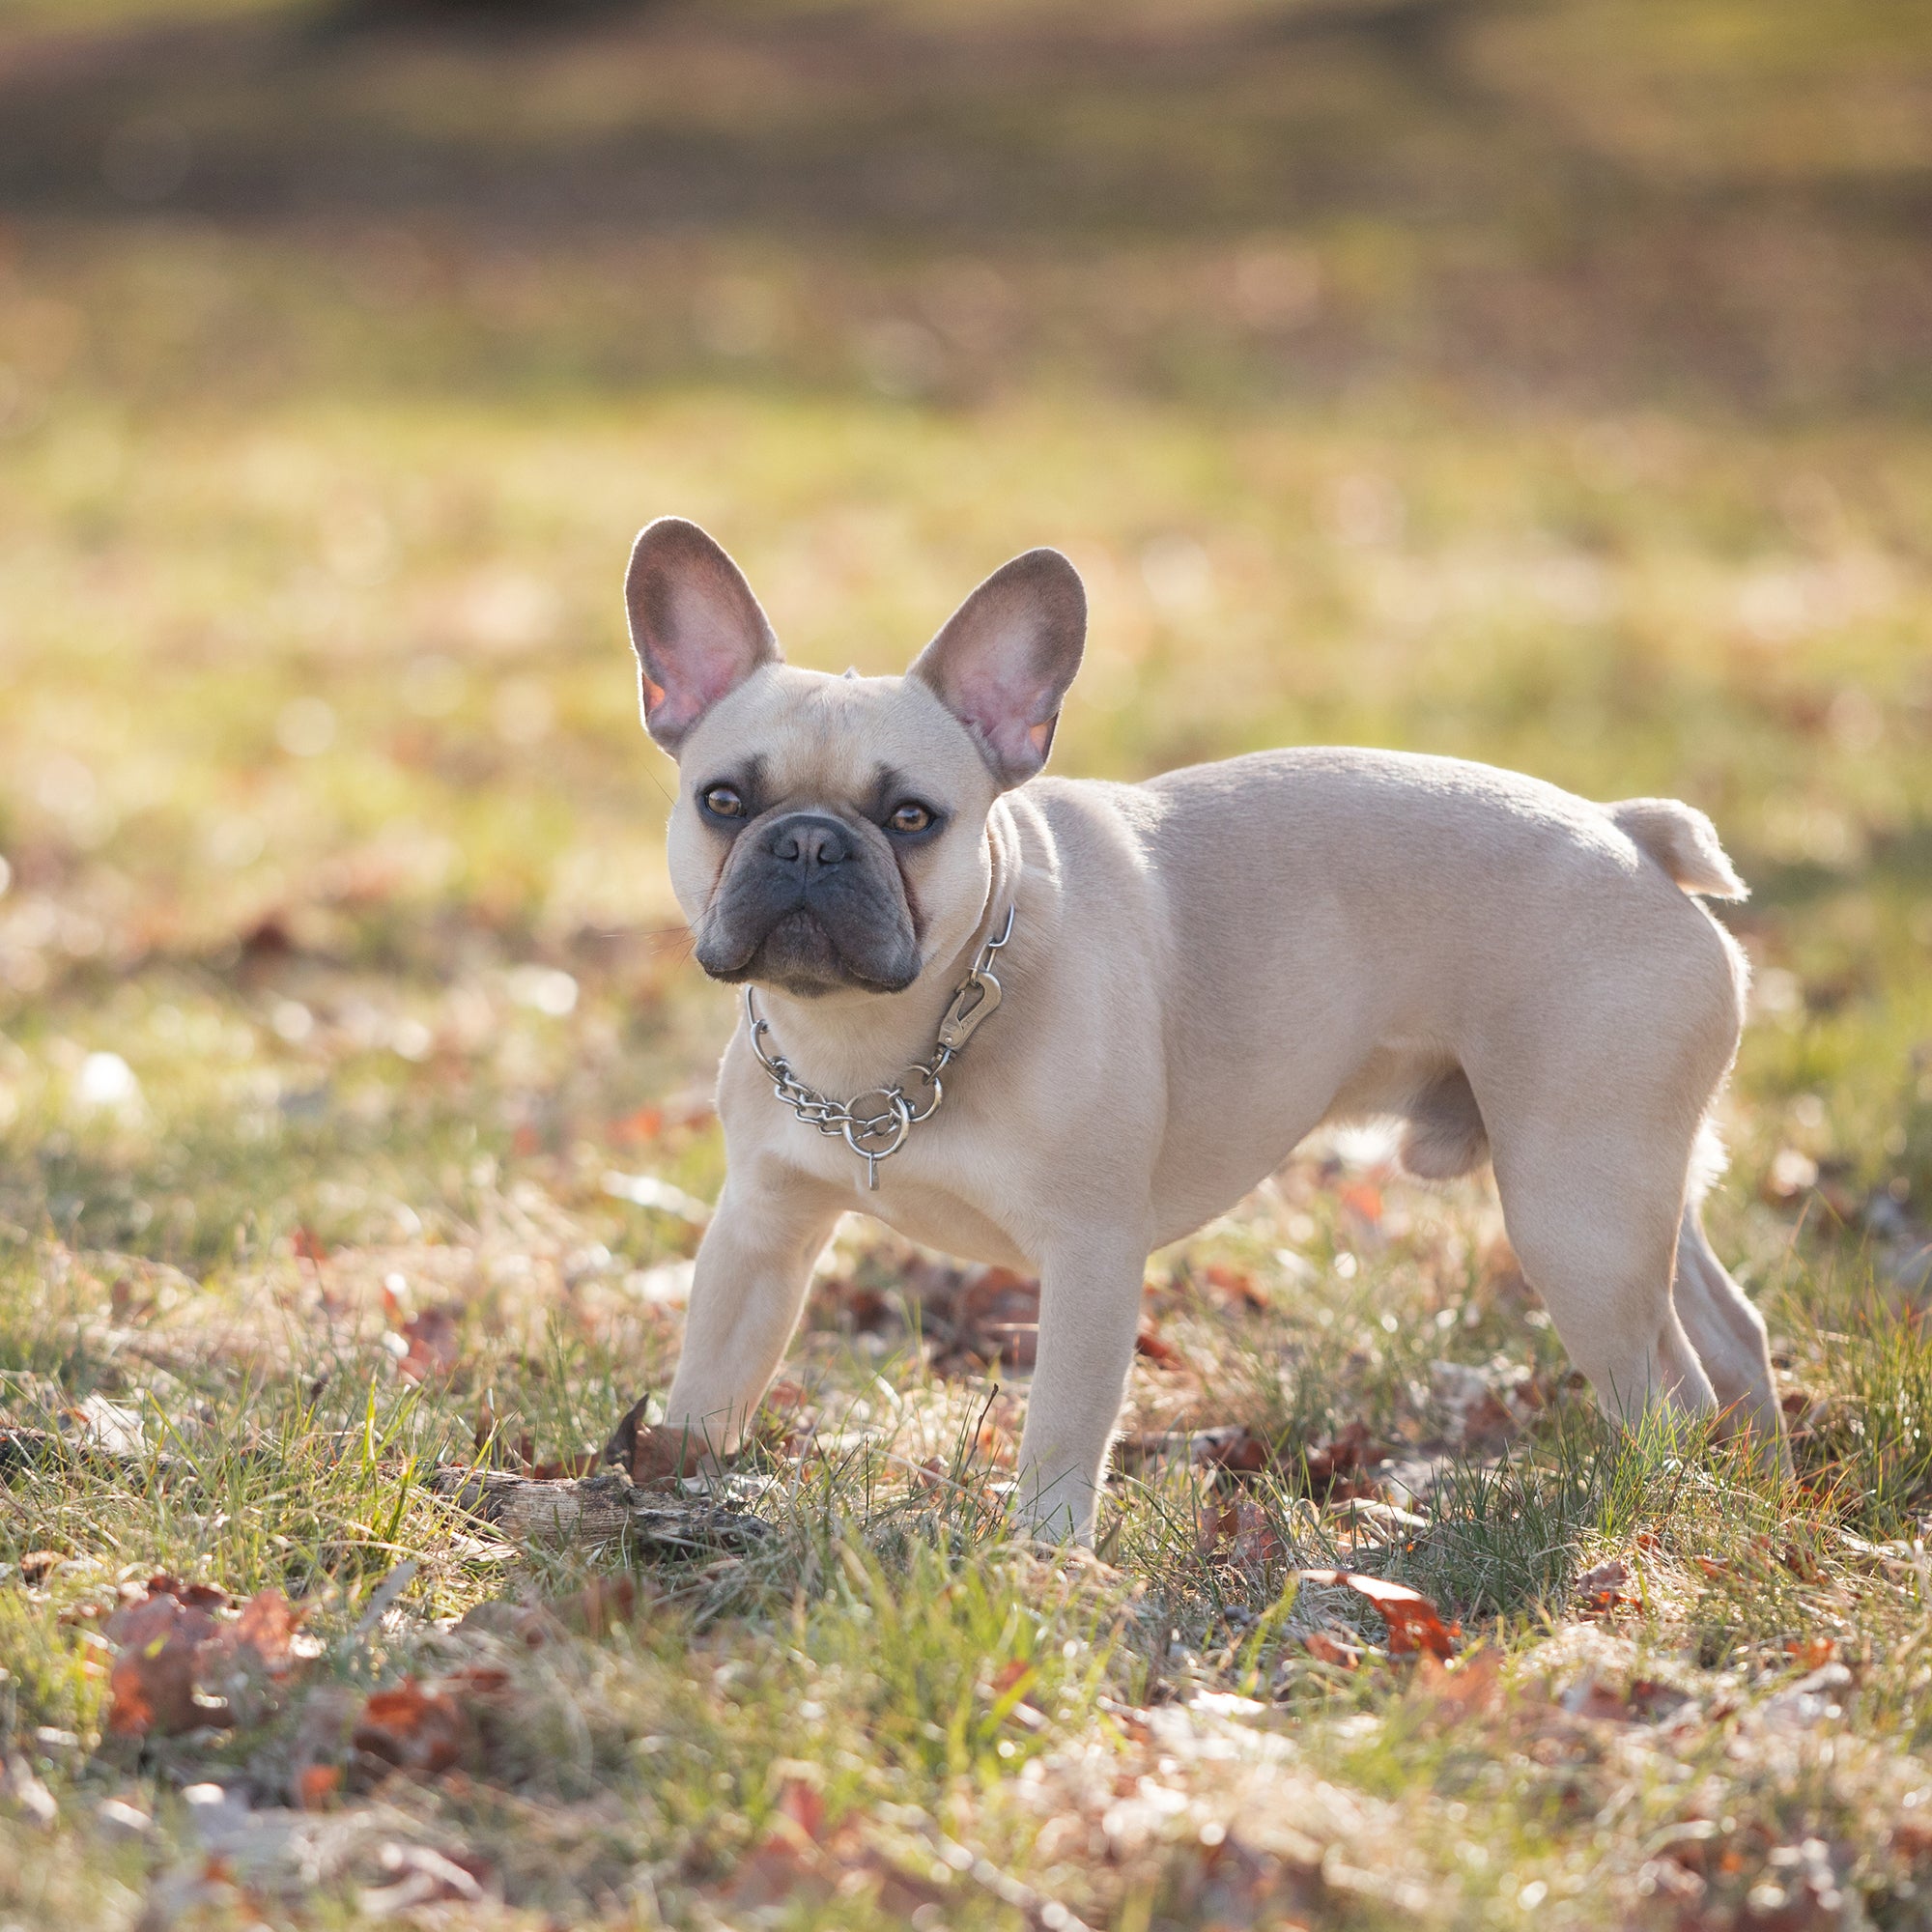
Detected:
left=2, top=0, right=1931, bottom=1924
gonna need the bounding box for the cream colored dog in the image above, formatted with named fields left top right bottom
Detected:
left=614, top=516, right=1784, bottom=1540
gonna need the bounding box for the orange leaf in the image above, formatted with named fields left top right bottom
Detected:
left=610, top=1105, right=664, bottom=1146
left=1300, top=1570, right=1460, bottom=1660
left=1339, top=1180, right=1383, bottom=1227
left=1574, top=1558, right=1632, bottom=1612
left=352, top=1679, right=469, bottom=1776
left=1135, top=1325, right=1187, bottom=1370
left=232, top=1589, right=300, bottom=1674
left=295, top=1763, right=341, bottom=1810
left=777, top=1776, right=826, bottom=1844
left=1202, top=1262, right=1267, bottom=1310
left=1303, top=1630, right=1364, bottom=1669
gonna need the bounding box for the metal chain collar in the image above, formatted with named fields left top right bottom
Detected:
left=744, top=905, right=1015, bottom=1190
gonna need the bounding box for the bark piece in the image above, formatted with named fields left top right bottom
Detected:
left=427, top=1467, right=769, bottom=1555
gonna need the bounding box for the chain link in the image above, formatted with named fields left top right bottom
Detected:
left=744, top=905, right=1015, bottom=1189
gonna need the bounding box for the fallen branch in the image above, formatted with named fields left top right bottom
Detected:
left=426, top=1467, right=770, bottom=1556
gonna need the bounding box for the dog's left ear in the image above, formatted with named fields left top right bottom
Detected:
left=910, top=549, right=1086, bottom=787
left=625, top=517, right=782, bottom=754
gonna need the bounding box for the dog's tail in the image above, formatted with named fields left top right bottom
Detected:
left=1605, top=798, right=1747, bottom=900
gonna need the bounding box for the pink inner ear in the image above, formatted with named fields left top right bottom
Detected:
left=1025, top=718, right=1053, bottom=754
left=641, top=583, right=766, bottom=737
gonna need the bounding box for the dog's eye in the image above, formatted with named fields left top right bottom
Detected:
left=886, top=801, right=935, bottom=836
left=700, top=783, right=746, bottom=819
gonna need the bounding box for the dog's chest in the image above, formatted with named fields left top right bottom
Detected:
left=761, top=1106, right=1032, bottom=1268
left=863, top=1179, right=1032, bottom=1271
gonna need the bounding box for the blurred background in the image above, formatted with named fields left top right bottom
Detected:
left=0, top=0, right=1927, bottom=1274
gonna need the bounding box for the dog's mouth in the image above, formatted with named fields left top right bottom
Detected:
left=696, top=905, right=920, bottom=998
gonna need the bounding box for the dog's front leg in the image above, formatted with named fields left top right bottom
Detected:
left=1010, top=1232, right=1148, bottom=1545
left=648, top=1164, right=841, bottom=1473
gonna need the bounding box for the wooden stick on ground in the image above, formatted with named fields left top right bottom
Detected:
left=426, top=1467, right=770, bottom=1556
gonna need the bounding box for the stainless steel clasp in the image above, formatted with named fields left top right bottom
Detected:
left=936, top=968, right=1003, bottom=1053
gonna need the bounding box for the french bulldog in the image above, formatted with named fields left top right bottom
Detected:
left=610, top=515, right=1785, bottom=1540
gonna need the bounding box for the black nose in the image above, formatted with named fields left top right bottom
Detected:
left=765, top=813, right=853, bottom=871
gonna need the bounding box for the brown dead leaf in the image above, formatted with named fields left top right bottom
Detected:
left=232, top=1588, right=299, bottom=1672
left=1200, top=1498, right=1286, bottom=1567
left=610, top=1104, right=664, bottom=1146
left=1201, top=1261, right=1268, bottom=1311
left=105, top=1580, right=310, bottom=1737
left=1207, top=1428, right=1272, bottom=1475
left=725, top=1778, right=949, bottom=1921
left=1338, top=1179, right=1383, bottom=1230
left=295, top=1763, right=342, bottom=1810
left=1300, top=1570, right=1460, bottom=1660
left=1575, top=1557, right=1632, bottom=1612
left=352, top=1679, right=470, bottom=1777
left=106, top=1592, right=215, bottom=1736
left=1135, top=1324, right=1188, bottom=1371
left=1785, top=1635, right=1837, bottom=1672
left=18, top=1550, right=64, bottom=1585
left=291, top=1225, right=329, bottom=1266
left=1301, top=1421, right=1392, bottom=1500
left=1416, top=1646, right=1502, bottom=1717
left=949, top=1265, right=1041, bottom=1373
left=396, top=1306, right=462, bottom=1384
left=1302, top=1629, right=1364, bottom=1669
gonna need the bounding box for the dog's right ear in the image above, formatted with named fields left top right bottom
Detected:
left=624, top=518, right=782, bottom=755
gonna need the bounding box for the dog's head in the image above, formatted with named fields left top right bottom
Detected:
left=626, top=517, right=1084, bottom=998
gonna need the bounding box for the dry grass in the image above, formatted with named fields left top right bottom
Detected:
left=2, top=0, right=1931, bottom=1925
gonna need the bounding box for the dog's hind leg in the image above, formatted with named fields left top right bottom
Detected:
left=1486, top=1087, right=1718, bottom=1441
left=1673, top=1202, right=1789, bottom=1472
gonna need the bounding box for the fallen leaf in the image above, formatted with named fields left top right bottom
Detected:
left=396, top=1306, right=462, bottom=1383
left=1574, top=1557, right=1632, bottom=1612
left=1300, top=1421, right=1392, bottom=1499
left=1416, top=1645, right=1501, bottom=1716
left=609, top=1104, right=664, bottom=1145
left=1135, top=1324, right=1188, bottom=1371
left=920, top=1264, right=1041, bottom=1376
left=1200, top=1498, right=1286, bottom=1566
left=1300, top=1570, right=1459, bottom=1660
left=232, top=1589, right=300, bottom=1673
left=352, top=1680, right=469, bottom=1777
left=1302, top=1629, right=1364, bottom=1669
left=1201, top=1262, right=1267, bottom=1311
left=105, top=1592, right=221, bottom=1737
left=1339, top=1179, right=1383, bottom=1229
left=1208, top=1428, right=1272, bottom=1475
left=295, top=1763, right=341, bottom=1810
left=103, top=1580, right=309, bottom=1737
left=18, top=1550, right=63, bottom=1585
left=1785, top=1635, right=1836, bottom=1672
left=291, top=1225, right=328, bottom=1265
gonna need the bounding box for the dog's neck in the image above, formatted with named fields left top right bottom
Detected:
left=746, top=799, right=1026, bottom=1099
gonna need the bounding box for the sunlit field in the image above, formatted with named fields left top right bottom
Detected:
left=3, top=1, right=1931, bottom=1925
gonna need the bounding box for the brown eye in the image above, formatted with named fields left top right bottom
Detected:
left=700, top=783, right=745, bottom=819
left=887, top=800, right=934, bottom=836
